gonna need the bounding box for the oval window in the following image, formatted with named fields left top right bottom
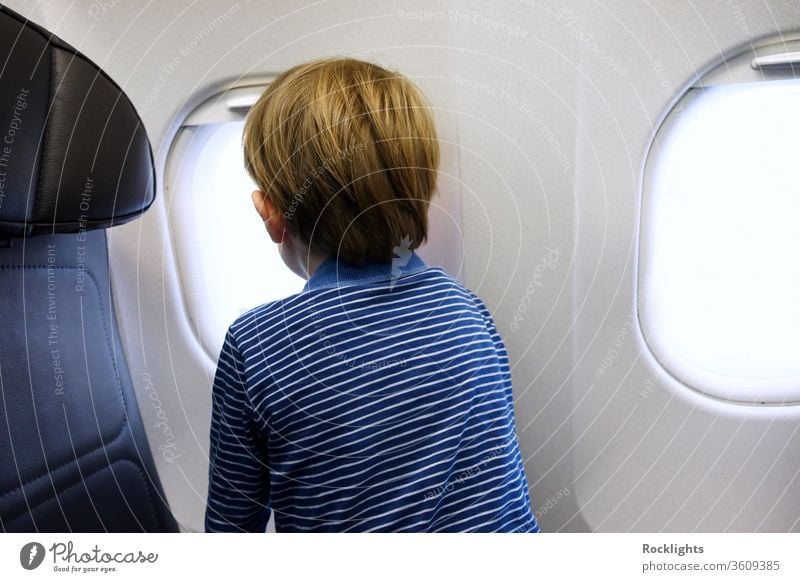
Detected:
left=165, top=85, right=305, bottom=359
left=639, top=42, right=800, bottom=405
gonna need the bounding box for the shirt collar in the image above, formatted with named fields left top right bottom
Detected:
left=304, top=251, right=429, bottom=292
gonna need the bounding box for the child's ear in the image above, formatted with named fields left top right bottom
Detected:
left=251, top=190, right=287, bottom=244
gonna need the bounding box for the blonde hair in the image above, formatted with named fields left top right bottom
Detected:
left=243, top=57, right=439, bottom=265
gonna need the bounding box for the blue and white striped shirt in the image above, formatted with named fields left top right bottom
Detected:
left=205, top=252, right=538, bottom=532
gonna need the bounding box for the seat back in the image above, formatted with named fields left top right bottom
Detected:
left=0, top=5, right=177, bottom=532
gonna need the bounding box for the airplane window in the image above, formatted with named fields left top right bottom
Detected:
left=166, top=86, right=305, bottom=360
left=639, top=64, right=800, bottom=404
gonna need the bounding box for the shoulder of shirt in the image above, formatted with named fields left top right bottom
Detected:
left=225, top=265, right=475, bottom=341
left=225, top=292, right=305, bottom=341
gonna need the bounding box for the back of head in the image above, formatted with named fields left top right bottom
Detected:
left=243, top=57, right=440, bottom=265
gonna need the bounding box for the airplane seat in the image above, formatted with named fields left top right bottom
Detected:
left=0, top=6, right=178, bottom=532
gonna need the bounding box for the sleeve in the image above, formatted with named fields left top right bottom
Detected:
left=468, top=291, right=512, bottom=384
left=204, top=329, right=271, bottom=532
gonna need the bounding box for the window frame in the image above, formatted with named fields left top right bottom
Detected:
left=163, top=81, right=307, bottom=361
left=638, top=40, right=800, bottom=406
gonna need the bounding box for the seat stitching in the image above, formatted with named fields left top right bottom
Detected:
left=0, top=264, right=128, bottom=498
left=2, top=458, right=160, bottom=530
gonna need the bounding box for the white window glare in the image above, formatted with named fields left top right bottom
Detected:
left=168, top=120, right=305, bottom=360
left=640, top=79, right=800, bottom=404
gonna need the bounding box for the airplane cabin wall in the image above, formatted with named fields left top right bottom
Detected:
left=7, top=0, right=799, bottom=532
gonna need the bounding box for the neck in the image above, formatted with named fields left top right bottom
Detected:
left=302, top=249, right=330, bottom=279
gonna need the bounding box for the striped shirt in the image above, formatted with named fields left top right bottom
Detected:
left=204, top=252, right=539, bottom=533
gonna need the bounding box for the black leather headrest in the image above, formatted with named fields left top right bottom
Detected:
left=0, top=6, right=155, bottom=237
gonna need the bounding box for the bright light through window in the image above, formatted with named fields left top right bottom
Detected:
left=169, top=120, right=306, bottom=359
left=640, top=80, right=800, bottom=404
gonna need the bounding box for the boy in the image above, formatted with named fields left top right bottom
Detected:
left=204, top=57, right=538, bottom=532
